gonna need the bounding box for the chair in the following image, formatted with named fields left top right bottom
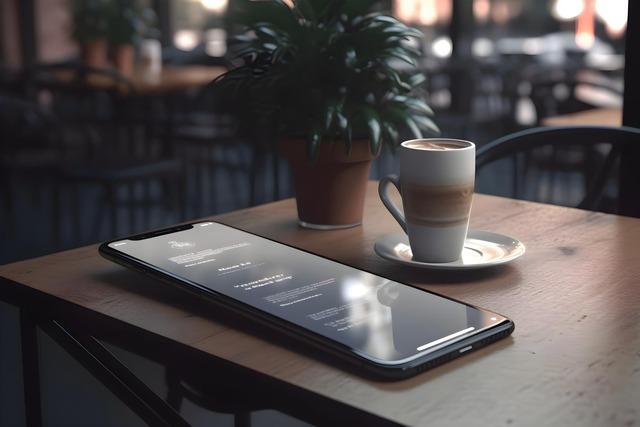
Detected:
left=0, top=91, right=183, bottom=248
left=27, top=64, right=185, bottom=238
left=169, top=84, right=281, bottom=215
left=0, top=95, right=68, bottom=223
left=476, top=126, right=640, bottom=213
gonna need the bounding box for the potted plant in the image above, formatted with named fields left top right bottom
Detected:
left=214, top=0, right=437, bottom=229
left=107, top=0, right=156, bottom=77
left=71, top=0, right=111, bottom=68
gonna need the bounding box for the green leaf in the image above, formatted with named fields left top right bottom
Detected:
left=409, top=99, right=434, bottom=116
left=393, top=95, right=434, bottom=115
left=382, top=121, right=399, bottom=146
left=324, top=103, right=335, bottom=130
left=343, top=123, right=353, bottom=155
left=335, top=110, right=348, bottom=131
left=307, top=129, right=322, bottom=163
left=404, top=116, right=422, bottom=139
left=407, top=73, right=426, bottom=87
left=380, top=67, right=412, bottom=92
left=387, top=108, right=422, bottom=139
left=383, top=48, right=416, bottom=66
left=255, top=25, right=281, bottom=40
left=271, top=47, right=287, bottom=63
left=412, top=115, right=440, bottom=135
left=368, top=15, right=402, bottom=26
left=362, top=107, right=381, bottom=155
left=381, top=25, right=424, bottom=39
left=344, top=47, right=357, bottom=68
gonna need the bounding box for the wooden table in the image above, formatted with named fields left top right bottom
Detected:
left=2, top=182, right=639, bottom=426
left=542, top=107, right=622, bottom=127
left=51, top=65, right=226, bottom=95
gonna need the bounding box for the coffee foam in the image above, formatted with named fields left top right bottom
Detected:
left=403, top=140, right=469, bottom=151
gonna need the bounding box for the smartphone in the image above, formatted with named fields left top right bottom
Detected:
left=99, top=221, right=514, bottom=379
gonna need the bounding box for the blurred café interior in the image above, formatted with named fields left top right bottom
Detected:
left=0, top=0, right=635, bottom=264
left=1, top=1, right=639, bottom=426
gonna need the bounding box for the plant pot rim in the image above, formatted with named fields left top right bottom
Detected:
left=280, top=138, right=379, bottom=164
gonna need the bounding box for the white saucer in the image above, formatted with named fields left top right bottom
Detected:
left=374, top=230, right=525, bottom=270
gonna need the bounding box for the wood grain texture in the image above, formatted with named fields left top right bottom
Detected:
left=1, top=182, right=639, bottom=427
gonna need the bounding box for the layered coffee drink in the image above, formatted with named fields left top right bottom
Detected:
left=400, top=139, right=474, bottom=227
left=379, top=138, right=476, bottom=262
left=401, top=181, right=474, bottom=227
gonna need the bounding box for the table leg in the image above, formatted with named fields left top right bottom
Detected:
left=20, top=310, right=42, bottom=427
left=39, top=320, right=190, bottom=427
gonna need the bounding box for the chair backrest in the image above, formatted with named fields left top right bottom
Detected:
left=476, top=126, right=640, bottom=212
left=20, top=63, right=135, bottom=122
left=0, top=94, right=60, bottom=149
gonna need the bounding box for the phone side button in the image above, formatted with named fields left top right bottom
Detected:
left=459, top=345, right=473, bottom=353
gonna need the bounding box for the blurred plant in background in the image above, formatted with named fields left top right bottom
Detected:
left=71, top=0, right=157, bottom=73
left=107, top=0, right=158, bottom=46
left=71, top=0, right=112, bottom=44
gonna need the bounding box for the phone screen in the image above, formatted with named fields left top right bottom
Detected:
left=108, top=222, right=506, bottom=364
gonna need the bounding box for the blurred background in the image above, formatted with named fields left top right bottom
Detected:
left=0, top=0, right=630, bottom=264
left=0, top=1, right=635, bottom=426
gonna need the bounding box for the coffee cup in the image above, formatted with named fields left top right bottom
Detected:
left=378, top=139, right=475, bottom=263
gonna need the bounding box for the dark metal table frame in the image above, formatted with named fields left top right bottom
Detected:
left=1, top=277, right=399, bottom=427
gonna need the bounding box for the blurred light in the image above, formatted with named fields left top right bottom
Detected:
left=431, top=89, right=451, bottom=108
left=515, top=97, right=536, bottom=126
left=474, top=0, right=491, bottom=23
left=403, top=36, right=422, bottom=51
left=491, top=1, right=511, bottom=24
left=552, top=83, right=570, bottom=101
left=200, top=0, right=228, bottom=13
left=436, top=0, right=452, bottom=24
left=342, top=280, right=369, bottom=300
left=418, top=0, right=438, bottom=25
left=552, top=0, right=585, bottom=21
left=595, top=0, right=628, bottom=35
left=432, top=36, right=452, bottom=58
left=395, top=0, right=452, bottom=25
left=575, top=0, right=595, bottom=50
left=522, top=37, right=544, bottom=55
left=395, top=0, right=420, bottom=23
left=205, top=29, right=227, bottom=57
left=472, top=37, right=494, bottom=57
left=585, top=52, right=625, bottom=70
left=174, top=30, right=199, bottom=51
left=575, top=84, right=623, bottom=107
left=575, top=31, right=595, bottom=49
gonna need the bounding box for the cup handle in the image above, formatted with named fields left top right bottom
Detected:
left=378, top=175, right=407, bottom=233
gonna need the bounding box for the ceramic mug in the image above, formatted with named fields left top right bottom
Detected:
left=378, top=139, right=475, bottom=262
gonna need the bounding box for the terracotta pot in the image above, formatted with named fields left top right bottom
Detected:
left=281, top=139, right=377, bottom=229
left=81, top=39, right=108, bottom=68
left=113, top=44, right=135, bottom=77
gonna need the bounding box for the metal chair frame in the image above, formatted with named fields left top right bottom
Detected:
left=476, top=126, right=640, bottom=211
